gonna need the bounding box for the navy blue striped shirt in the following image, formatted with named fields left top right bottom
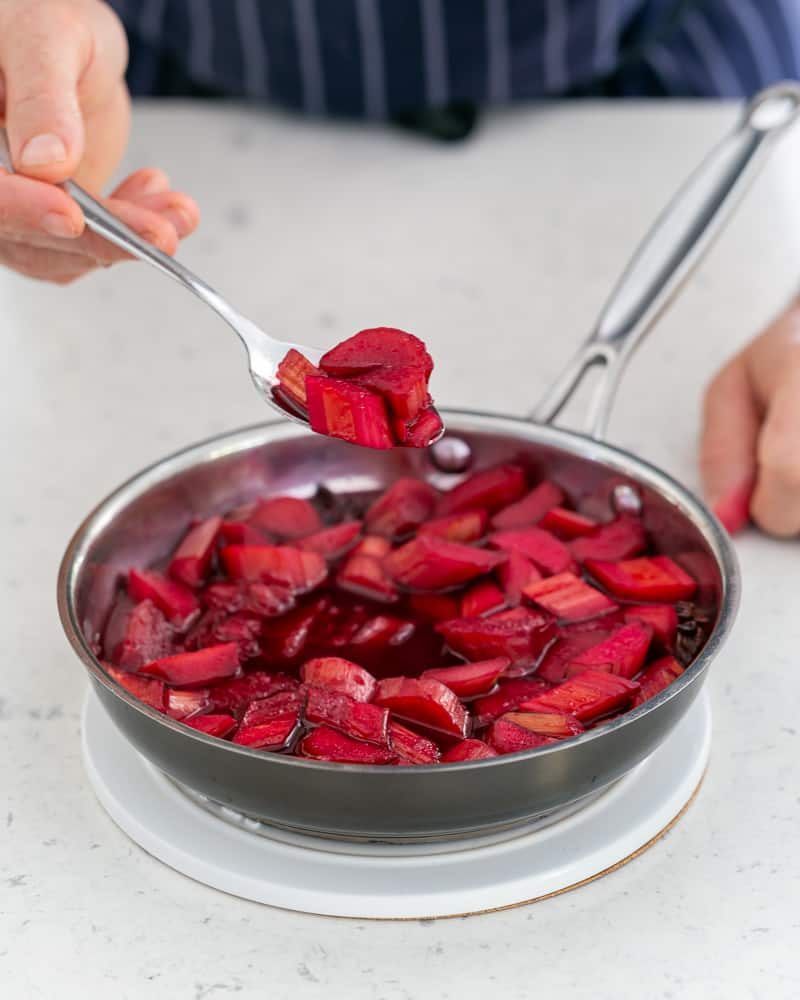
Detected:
left=110, top=1, right=800, bottom=121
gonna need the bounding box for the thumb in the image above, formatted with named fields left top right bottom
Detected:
left=0, top=5, right=93, bottom=182
left=700, top=355, right=759, bottom=535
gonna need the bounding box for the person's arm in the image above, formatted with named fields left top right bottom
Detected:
left=0, top=0, right=197, bottom=283
left=701, top=297, right=800, bottom=536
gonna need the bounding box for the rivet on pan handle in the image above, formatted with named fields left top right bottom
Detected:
left=531, top=81, right=800, bottom=441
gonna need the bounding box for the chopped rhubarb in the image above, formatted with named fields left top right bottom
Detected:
left=105, top=665, right=166, bottom=712
left=497, top=550, right=542, bottom=606
left=438, top=463, right=527, bottom=516
left=364, top=478, right=438, bottom=539
left=631, top=656, right=685, bottom=707
left=219, top=520, right=270, bottom=546
left=502, top=710, right=584, bottom=739
left=185, top=610, right=262, bottom=661
left=183, top=713, right=238, bottom=738
left=301, top=657, right=377, bottom=702
left=337, top=537, right=398, bottom=602
left=491, top=480, right=564, bottom=529
left=139, top=643, right=241, bottom=688
left=540, top=507, right=598, bottom=539
left=306, top=375, right=394, bottom=449
left=249, top=496, right=322, bottom=540
left=220, top=544, right=327, bottom=594
left=354, top=365, right=430, bottom=421
left=168, top=516, right=221, bottom=588
left=320, top=326, right=433, bottom=377
left=564, top=621, right=652, bottom=679
left=441, top=739, right=497, bottom=762
left=471, top=677, right=553, bottom=727
left=394, top=406, right=444, bottom=447
left=114, top=599, right=174, bottom=670
left=437, top=609, right=557, bottom=670
left=261, top=598, right=329, bottom=665
left=233, top=712, right=301, bottom=750
left=521, top=669, right=639, bottom=722
left=421, top=657, right=509, bottom=698
left=305, top=686, right=389, bottom=745
left=128, top=568, right=199, bottom=627
left=275, top=348, right=319, bottom=409
left=389, top=721, right=441, bottom=764
left=166, top=687, right=211, bottom=719
left=407, top=593, right=462, bottom=622
left=203, top=580, right=296, bottom=618
left=571, top=515, right=647, bottom=563
left=208, top=671, right=298, bottom=713
left=489, top=528, right=574, bottom=577
left=375, top=676, right=468, bottom=737
left=535, top=619, right=620, bottom=684
left=384, top=534, right=507, bottom=591
left=460, top=579, right=506, bottom=618
left=418, top=509, right=488, bottom=543
left=298, top=520, right=362, bottom=559
left=487, top=718, right=555, bottom=755
left=300, top=725, right=396, bottom=764
left=242, top=689, right=305, bottom=726
left=522, top=571, right=618, bottom=622
left=585, top=555, right=696, bottom=602
left=624, top=604, right=678, bottom=648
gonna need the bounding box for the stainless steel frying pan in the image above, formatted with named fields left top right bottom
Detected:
left=59, top=84, right=800, bottom=841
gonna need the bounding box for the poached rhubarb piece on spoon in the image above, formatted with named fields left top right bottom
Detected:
left=276, top=327, right=443, bottom=449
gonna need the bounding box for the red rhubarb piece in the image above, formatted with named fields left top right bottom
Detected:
left=491, top=480, right=564, bottom=529
left=261, top=597, right=330, bottom=665
left=407, top=593, right=462, bottom=622
left=438, top=607, right=557, bottom=669
left=219, top=519, right=271, bottom=546
left=441, top=739, right=497, bottom=762
left=489, top=527, right=573, bottom=577
left=139, top=642, right=241, bottom=688
left=540, top=507, right=598, bottom=539
left=128, top=568, right=199, bottom=628
left=535, top=619, right=620, bottom=684
left=521, top=669, right=639, bottom=722
left=185, top=610, right=262, bottom=661
left=344, top=614, right=416, bottom=659
left=249, top=496, right=322, bottom=540
left=301, top=657, right=377, bottom=701
left=202, top=580, right=295, bottom=618
left=299, top=725, right=396, bottom=764
left=166, top=687, right=211, bottom=719
left=631, top=656, right=685, bottom=707
left=168, top=516, right=221, bottom=588
left=241, top=689, right=306, bottom=726
left=439, top=463, right=527, bottom=516
left=422, top=657, right=509, bottom=698
left=114, top=599, right=174, bottom=670
left=394, top=406, right=444, bottom=447
left=624, top=604, right=678, bottom=648
left=502, top=710, right=584, bottom=739
left=571, top=515, right=647, bottom=563
left=337, top=536, right=398, bottom=603
left=354, top=365, right=430, bottom=421
left=208, top=671, right=298, bottom=713
left=220, top=544, right=327, bottom=594
left=233, top=713, right=301, bottom=750
left=365, top=478, right=438, bottom=539
left=375, top=676, right=468, bottom=737
left=183, top=713, right=238, bottom=738
left=389, top=721, right=441, bottom=764
left=471, top=677, right=552, bottom=727
left=276, top=348, right=320, bottom=409
left=418, top=509, right=488, bottom=543
left=320, top=326, right=433, bottom=377
left=522, top=571, right=618, bottom=622
left=298, top=520, right=362, bottom=559
left=460, top=579, right=506, bottom=618
left=306, top=375, right=394, bottom=449
left=384, top=535, right=507, bottom=591
left=304, top=686, right=389, bottom=745
left=497, top=550, right=542, bottom=606
left=585, top=556, right=696, bottom=602
left=487, top=718, right=555, bottom=755
left=105, top=665, right=166, bottom=712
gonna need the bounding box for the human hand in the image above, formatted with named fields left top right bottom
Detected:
left=701, top=298, right=800, bottom=537
left=0, top=0, right=198, bottom=282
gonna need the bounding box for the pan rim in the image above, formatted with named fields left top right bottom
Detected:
left=58, top=409, right=740, bottom=775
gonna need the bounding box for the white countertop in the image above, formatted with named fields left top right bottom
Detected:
left=3, top=100, right=800, bottom=1000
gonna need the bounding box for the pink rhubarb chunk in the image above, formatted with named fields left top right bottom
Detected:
left=522, top=571, right=618, bottom=622
left=168, top=516, right=221, bottom=588
left=301, top=657, right=377, bottom=701
left=365, top=478, right=438, bottom=539
left=128, top=568, right=199, bottom=627
left=438, top=463, right=527, bottom=516
left=306, top=374, right=395, bottom=449
left=300, top=725, right=396, bottom=764
left=384, top=534, right=507, bottom=591
left=585, top=556, right=696, bottom=602
left=422, top=657, right=509, bottom=698
left=139, top=642, right=241, bottom=688
left=491, top=480, right=564, bottom=529
left=375, top=676, right=468, bottom=737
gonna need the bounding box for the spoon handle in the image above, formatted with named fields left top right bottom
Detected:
left=531, top=81, right=800, bottom=439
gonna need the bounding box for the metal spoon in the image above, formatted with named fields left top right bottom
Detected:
left=0, top=128, right=323, bottom=426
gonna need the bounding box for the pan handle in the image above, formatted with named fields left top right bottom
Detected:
left=530, top=81, right=800, bottom=440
